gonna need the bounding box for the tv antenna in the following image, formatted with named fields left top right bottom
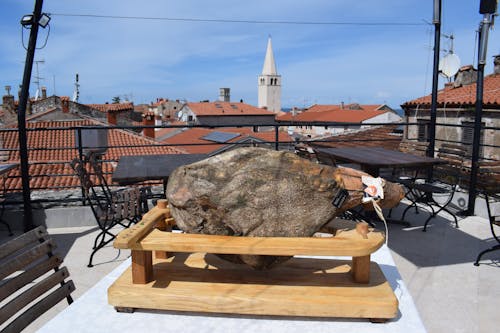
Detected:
left=72, top=73, right=80, bottom=102
left=33, top=59, right=45, bottom=100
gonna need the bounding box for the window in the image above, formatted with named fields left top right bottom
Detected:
left=188, top=115, right=193, bottom=122
left=461, top=121, right=484, bottom=158
left=417, top=119, right=429, bottom=142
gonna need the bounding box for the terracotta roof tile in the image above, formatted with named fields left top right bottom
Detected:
left=87, top=102, right=134, bottom=113
left=403, top=73, right=500, bottom=108
left=311, top=125, right=402, bottom=150
left=186, top=102, right=274, bottom=116
left=2, top=119, right=185, bottom=192
left=161, top=127, right=291, bottom=154
left=276, top=108, right=387, bottom=123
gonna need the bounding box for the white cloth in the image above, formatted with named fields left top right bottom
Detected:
left=38, top=245, right=426, bottom=333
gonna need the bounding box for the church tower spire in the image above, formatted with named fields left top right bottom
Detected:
left=258, top=36, right=281, bottom=113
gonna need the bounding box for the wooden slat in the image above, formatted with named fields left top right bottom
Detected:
left=135, top=228, right=385, bottom=257
left=0, top=240, right=54, bottom=281
left=114, top=200, right=170, bottom=249
left=1, top=281, right=75, bottom=333
left=0, top=226, right=47, bottom=261
left=0, top=255, right=63, bottom=303
left=0, top=267, right=70, bottom=325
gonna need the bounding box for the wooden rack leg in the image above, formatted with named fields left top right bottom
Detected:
left=352, top=255, right=370, bottom=284
left=131, top=250, right=153, bottom=284
left=155, top=220, right=171, bottom=259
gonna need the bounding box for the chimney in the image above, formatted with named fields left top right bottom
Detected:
left=61, top=99, right=69, bottom=113
left=41, top=86, right=47, bottom=99
left=453, top=65, right=478, bottom=87
left=341, top=101, right=344, bottom=109
left=2, top=86, right=14, bottom=112
left=219, top=88, right=230, bottom=102
left=494, top=55, right=500, bottom=74
left=107, top=111, right=117, bottom=125
left=142, top=113, right=155, bottom=139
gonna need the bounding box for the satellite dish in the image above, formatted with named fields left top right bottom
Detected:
left=439, top=53, right=461, bottom=78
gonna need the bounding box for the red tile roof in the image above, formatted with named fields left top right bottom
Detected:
left=306, top=104, right=386, bottom=113
left=186, top=102, right=275, bottom=116
left=276, top=105, right=387, bottom=123
left=403, top=73, right=500, bottom=108
left=161, top=127, right=291, bottom=154
left=87, top=102, right=134, bottom=112
left=2, top=119, right=185, bottom=191
left=310, top=125, right=402, bottom=150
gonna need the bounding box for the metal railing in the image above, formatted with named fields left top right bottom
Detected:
left=0, top=121, right=498, bottom=211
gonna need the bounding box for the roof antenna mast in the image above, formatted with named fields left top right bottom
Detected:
left=72, top=73, right=80, bottom=102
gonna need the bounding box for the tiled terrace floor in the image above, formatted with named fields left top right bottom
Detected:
left=1, top=202, right=499, bottom=333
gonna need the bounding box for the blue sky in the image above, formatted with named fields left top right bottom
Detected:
left=1, top=0, right=498, bottom=109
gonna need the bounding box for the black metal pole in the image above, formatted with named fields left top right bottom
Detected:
left=18, top=0, right=44, bottom=231
left=467, top=13, right=492, bottom=215
left=274, top=125, right=279, bottom=150
left=427, top=0, right=441, bottom=160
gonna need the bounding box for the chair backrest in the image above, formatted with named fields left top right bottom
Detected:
left=436, top=143, right=467, bottom=167
left=398, top=140, right=429, bottom=157
left=70, top=154, right=148, bottom=224
left=432, top=143, right=468, bottom=185
left=0, top=226, right=74, bottom=333
left=314, top=149, right=337, bottom=167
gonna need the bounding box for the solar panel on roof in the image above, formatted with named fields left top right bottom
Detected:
left=202, top=131, right=240, bottom=143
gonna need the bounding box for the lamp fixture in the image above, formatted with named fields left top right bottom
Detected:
left=20, top=13, right=51, bottom=28
left=38, top=13, right=51, bottom=28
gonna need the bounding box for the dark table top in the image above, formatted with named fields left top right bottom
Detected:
left=112, top=154, right=208, bottom=185
left=315, top=147, right=446, bottom=175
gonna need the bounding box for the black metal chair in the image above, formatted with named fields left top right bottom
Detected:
left=401, top=143, right=467, bottom=231
left=474, top=163, right=500, bottom=266
left=70, top=153, right=151, bottom=267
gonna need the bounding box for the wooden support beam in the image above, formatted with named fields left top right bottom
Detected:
left=131, top=250, right=153, bottom=284
left=352, top=255, right=370, bottom=284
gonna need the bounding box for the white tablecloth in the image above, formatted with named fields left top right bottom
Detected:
left=38, top=245, right=426, bottom=333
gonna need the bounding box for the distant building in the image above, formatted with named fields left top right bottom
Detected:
left=148, top=98, right=183, bottom=122
left=177, top=101, right=276, bottom=127
left=401, top=55, right=500, bottom=160
left=277, top=103, right=401, bottom=138
left=258, top=37, right=281, bottom=113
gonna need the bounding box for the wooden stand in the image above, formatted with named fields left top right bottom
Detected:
left=108, top=200, right=398, bottom=321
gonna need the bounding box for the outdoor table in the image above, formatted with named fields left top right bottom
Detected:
left=112, top=154, right=207, bottom=192
left=37, top=244, right=426, bottom=333
left=314, top=146, right=446, bottom=177
left=314, top=147, right=447, bottom=226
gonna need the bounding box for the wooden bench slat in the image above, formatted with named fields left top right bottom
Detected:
left=0, top=267, right=70, bottom=325
left=0, top=255, right=63, bottom=303
left=1, top=281, right=75, bottom=333
left=0, top=226, right=47, bottom=261
left=0, top=240, right=55, bottom=281
left=135, top=229, right=385, bottom=257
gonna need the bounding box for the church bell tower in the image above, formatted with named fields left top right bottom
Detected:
left=258, top=37, right=281, bottom=113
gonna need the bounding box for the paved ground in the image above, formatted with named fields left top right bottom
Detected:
left=1, top=202, right=499, bottom=333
